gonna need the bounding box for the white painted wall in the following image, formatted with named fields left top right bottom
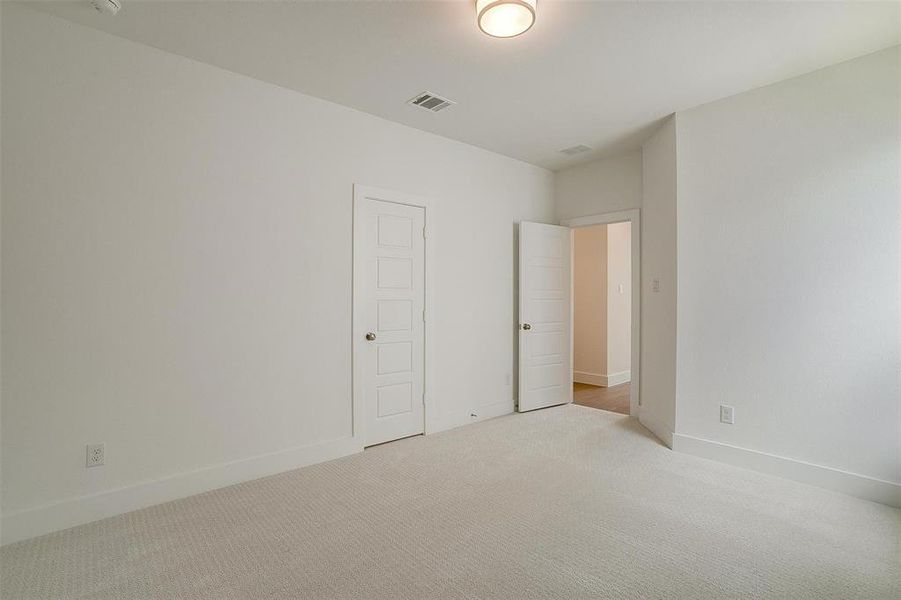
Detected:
left=638, top=118, right=678, bottom=447
left=674, top=47, right=900, bottom=487
left=0, top=5, right=554, bottom=543
left=554, top=151, right=642, bottom=221
left=555, top=48, right=898, bottom=503
left=572, top=226, right=607, bottom=383
left=605, top=222, right=631, bottom=378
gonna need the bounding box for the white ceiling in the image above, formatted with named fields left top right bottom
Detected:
left=26, top=1, right=901, bottom=170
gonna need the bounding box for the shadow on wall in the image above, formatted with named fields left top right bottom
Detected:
left=512, top=222, right=520, bottom=405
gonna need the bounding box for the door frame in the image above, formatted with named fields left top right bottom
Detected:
left=352, top=184, right=437, bottom=447
left=561, top=209, right=641, bottom=417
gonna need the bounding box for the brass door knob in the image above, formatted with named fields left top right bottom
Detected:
left=522, top=323, right=532, bottom=331
left=365, top=332, right=377, bottom=341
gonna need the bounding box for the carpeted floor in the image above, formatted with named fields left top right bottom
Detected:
left=2, top=405, right=899, bottom=599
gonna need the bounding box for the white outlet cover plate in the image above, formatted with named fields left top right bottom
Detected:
left=720, top=405, right=735, bottom=424
left=86, top=443, right=105, bottom=467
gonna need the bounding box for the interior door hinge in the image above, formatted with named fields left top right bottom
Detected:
left=422, top=226, right=427, bottom=239
left=422, top=309, right=426, bottom=322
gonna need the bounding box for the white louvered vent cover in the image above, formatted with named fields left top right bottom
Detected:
left=408, top=92, right=456, bottom=112
left=559, top=144, right=592, bottom=156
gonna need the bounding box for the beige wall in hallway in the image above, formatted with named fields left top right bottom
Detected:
left=573, top=226, right=607, bottom=381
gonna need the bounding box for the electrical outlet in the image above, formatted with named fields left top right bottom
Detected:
left=86, top=443, right=105, bottom=468
left=720, top=405, right=735, bottom=425
left=652, top=278, right=660, bottom=293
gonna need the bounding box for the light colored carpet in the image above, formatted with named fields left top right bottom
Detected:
left=2, top=404, right=899, bottom=599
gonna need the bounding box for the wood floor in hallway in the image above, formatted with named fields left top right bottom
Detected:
left=573, top=382, right=631, bottom=415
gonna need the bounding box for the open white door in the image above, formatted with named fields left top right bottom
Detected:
left=518, top=221, right=572, bottom=412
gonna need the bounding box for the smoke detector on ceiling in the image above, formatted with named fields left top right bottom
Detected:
left=559, top=144, right=592, bottom=156
left=91, top=0, right=121, bottom=16
left=407, top=92, right=456, bottom=113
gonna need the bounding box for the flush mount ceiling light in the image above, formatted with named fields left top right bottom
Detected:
left=477, top=0, right=536, bottom=38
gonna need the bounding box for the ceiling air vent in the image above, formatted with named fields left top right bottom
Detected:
left=559, top=144, right=592, bottom=156
left=408, top=92, right=456, bottom=113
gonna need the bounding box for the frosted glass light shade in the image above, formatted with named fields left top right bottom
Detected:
left=477, top=0, right=537, bottom=38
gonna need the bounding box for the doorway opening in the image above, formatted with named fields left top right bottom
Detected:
left=572, top=222, right=632, bottom=414
left=562, top=209, right=641, bottom=417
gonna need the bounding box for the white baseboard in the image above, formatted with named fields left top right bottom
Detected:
left=573, top=370, right=631, bottom=387
left=672, top=433, right=901, bottom=508
left=1, top=436, right=362, bottom=546
left=605, top=370, right=631, bottom=387
left=477, top=399, right=516, bottom=420
left=440, top=399, right=514, bottom=432
left=638, top=411, right=673, bottom=448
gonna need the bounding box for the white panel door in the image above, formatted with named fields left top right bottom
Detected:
left=359, top=198, right=425, bottom=446
left=518, top=221, right=572, bottom=412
